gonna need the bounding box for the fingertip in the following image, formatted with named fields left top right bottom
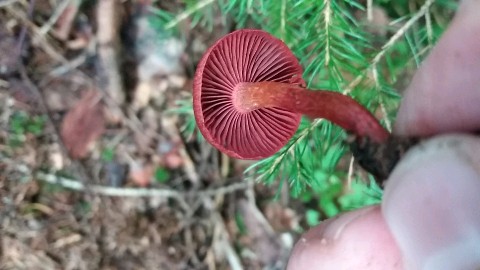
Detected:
left=383, top=134, right=480, bottom=269
left=288, top=206, right=402, bottom=270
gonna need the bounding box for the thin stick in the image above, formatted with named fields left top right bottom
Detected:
left=346, top=156, right=355, bottom=190
left=96, top=0, right=125, bottom=104
left=36, top=172, right=250, bottom=199
left=367, top=0, right=373, bottom=21
left=212, top=212, right=243, bottom=270
left=165, top=0, right=214, bottom=29
left=15, top=0, right=34, bottom=64
left=5, top=5, right=71, bottom=64
left=37, top=172, right=182, bottom=197
left=0, top=0, right=18, bottom=7
left=39, top=0, right=73, bottom=35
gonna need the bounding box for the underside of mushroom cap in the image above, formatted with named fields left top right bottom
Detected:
left=193, top=29, right=303, bottom=159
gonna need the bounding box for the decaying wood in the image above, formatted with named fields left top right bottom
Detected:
left=96, top=0, right=125, bottom=105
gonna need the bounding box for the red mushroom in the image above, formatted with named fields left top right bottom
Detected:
left=194, top=29, right=389, bottom=161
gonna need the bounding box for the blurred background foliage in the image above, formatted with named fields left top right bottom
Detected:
left=156, top=0, right=456, bottom=220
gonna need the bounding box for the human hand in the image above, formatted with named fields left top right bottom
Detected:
left=287, top=1, right=480, bottom=269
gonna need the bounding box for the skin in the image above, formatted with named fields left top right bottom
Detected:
left=287, top=0, right=480, bottom=269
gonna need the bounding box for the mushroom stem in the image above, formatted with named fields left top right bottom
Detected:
left=234, top=81, right=389, bottom=143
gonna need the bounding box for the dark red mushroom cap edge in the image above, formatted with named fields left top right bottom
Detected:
left=193, top=29, right=303, bottom=159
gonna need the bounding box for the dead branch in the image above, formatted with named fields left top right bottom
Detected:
left=36, top=172, right=183, bottom=198
left=39, top=0, right=76, bottom=37
left=212, top=212, right=243, bottom=270
left=96, top=0, right=125, bottom=105
left=0, top=0, right=18, bottom=8
left=35, top=171, right=249, bottom=200
left=5, top=5, right=74, bottom=64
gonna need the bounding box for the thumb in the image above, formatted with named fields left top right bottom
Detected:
left=394, top=0, right=480, bottom=136
left=382, top=134, right=480, bottom=270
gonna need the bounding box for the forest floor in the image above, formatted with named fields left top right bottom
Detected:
left=0, top=1, right=308, bottom=269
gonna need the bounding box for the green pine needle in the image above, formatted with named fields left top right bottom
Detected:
left=161, top=0, right=457, bottom=198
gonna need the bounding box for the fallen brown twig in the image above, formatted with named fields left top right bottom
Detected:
left=96, top=0, right=125, bottom=105
left=34, top=170, right=252, bottom=216
left=38, top=0, right=75, bottom=36
left=0, top=0, right=18, bottom=8
left=35, top=171, right=250, bottom=200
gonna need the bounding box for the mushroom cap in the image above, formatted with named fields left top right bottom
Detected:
left=193, top=29, right=303, bottom=159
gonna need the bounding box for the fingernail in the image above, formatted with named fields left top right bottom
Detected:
left=382, top=134, right=480, bottom=269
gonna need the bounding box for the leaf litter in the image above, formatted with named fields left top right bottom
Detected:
left=0, top=1, right=309, bottom=269
left=60, top=90, right=105, bottom=159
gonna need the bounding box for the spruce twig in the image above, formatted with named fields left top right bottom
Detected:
left=162, top=0, right=456, bottom=195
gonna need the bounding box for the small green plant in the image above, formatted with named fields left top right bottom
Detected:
left=168, top=99, right=204, bottom=142
left=339, top=181, right=382, bottom=211
left=305, top=208, right=321, bottom=227
left=101, top=147, right=115, bottom=162
left=8, top=111, right=46, bottom=147
left=301, top=173, right=381, bottom=225
left=75, top=200, right=92, bottom=216
left=235, top=211, right=248, bottom=235
left=154, top=166, right=170, bottom=183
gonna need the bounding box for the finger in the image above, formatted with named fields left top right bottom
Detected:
left=287, top=206, right=403, bottom=270
left=382, top=134, right=480, bottom=269
left=394, top=0, right=480, bottom=136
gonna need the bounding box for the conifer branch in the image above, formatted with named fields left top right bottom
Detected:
left=345, top=0, right=436, bottom=93
left=375, top=0, right=435, bottom=64
left=162, top=0, right=455, bottom=195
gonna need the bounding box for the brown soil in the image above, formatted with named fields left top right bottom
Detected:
left=0, top=1, right=304, bottom=269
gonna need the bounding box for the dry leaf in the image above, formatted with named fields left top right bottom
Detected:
left=164, top=151, right=183, bottom=169
left=264, top=202, right=299, bottom=231
left=129, top=162, right=154, bottom=187
left=61, top=90, right=105, bottom=159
